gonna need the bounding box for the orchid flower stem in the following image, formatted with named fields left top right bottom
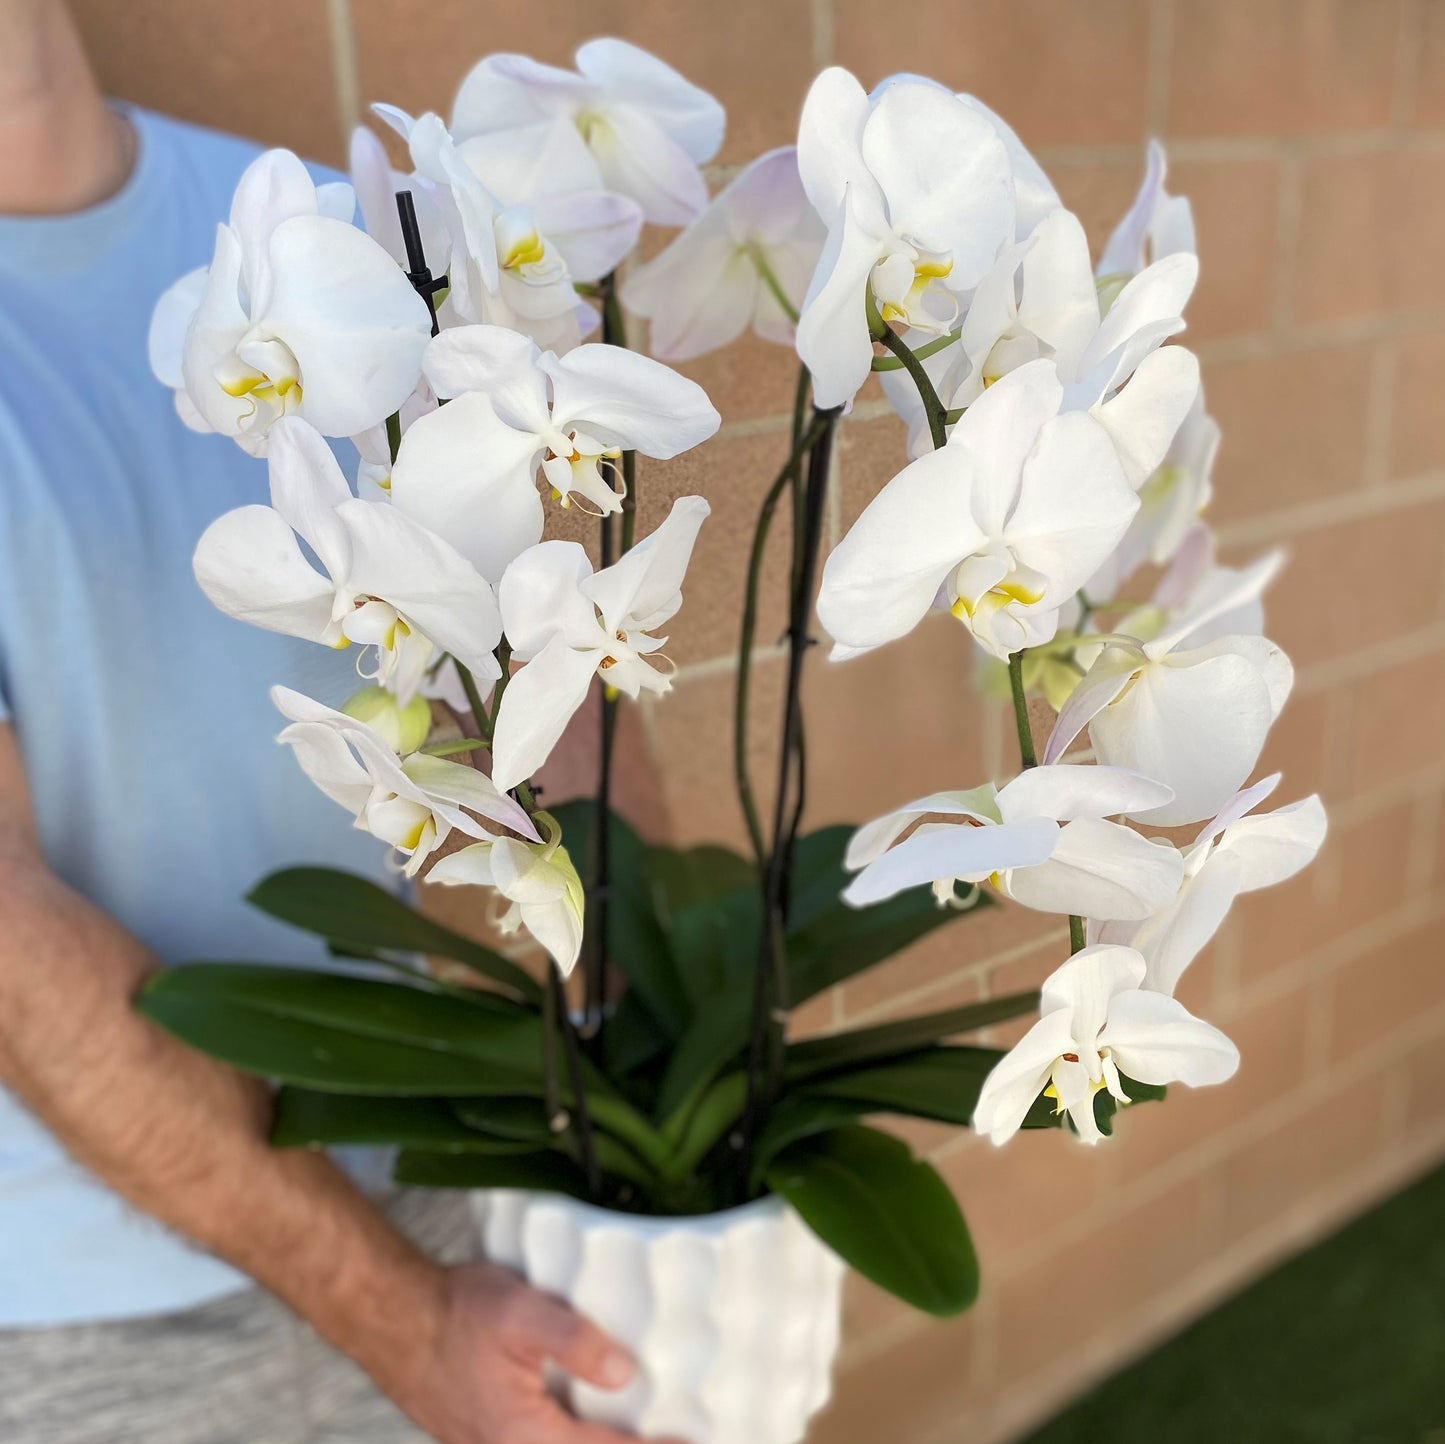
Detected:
left=582, top=270, right=632, bottom=1048
left=752, top=248, right=800, bottom=324
left=737, top=404, right=842, bottom=1201
left=869, top=326, right=962, bottom=371
left=551, top=962, right=602, bottom=1198
left=867, top=297, right=949, bottom=451
left=385, top=411, right=402, bottom=466
left=1009, top=651, right=1038, bottom=770
left=736, top=392, right=827, bottom=863
left=452, top=659, right=492, bottom=744
left=1070, top=915, right=1086, bottom=955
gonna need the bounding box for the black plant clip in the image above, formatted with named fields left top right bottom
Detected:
left=394, top=190, right=447, bottom=337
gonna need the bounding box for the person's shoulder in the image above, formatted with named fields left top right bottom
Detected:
left=132, top=108, right=346, bottom=208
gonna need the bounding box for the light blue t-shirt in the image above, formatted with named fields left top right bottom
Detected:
left=0, top=108, right=396, bottom=1327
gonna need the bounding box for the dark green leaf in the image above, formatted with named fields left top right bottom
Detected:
left=602, top=991, right=671, bottom=1075
left=653, top=991, right=751, bottom=1122
left=801, top=1047, right=1004, bottom=1125
left=139, top=964, right=544, bottom=1095
left=788, top=886, right=994, bottom=1006
left=784, top=992, right=1041, bottom=1078
left=785, top=826, right=858, bottom=935
left=394, top=1148, right=587, bottom=1196
left=248, top=868, right=542, bottom=1003
left=765, top=1124, right=979, bottom=1317
left=272, top=1090, right=534, bottom=1152
left=449, top=1096, right=554, bottom=1144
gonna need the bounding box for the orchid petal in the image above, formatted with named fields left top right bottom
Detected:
left=581, top=496, right=710, bottom=633
left=498, top=541, right=601, bottom=660
left=842, top=816, right=1059, bottom=906
left=388, top=392, right=545, bottom=586
left=972, top=1009, right=1077, bottom=1145
left=1006, top=817, right=1184, bottom=920
left=1101, top=989, right=1239, bottom=1087
left=490, top=631, right=603, bottom=791
left=998, top=764, right=1175, bottom=824
left=576, top=38, right=725, bottom=163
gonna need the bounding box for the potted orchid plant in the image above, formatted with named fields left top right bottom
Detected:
left=138, top=39, right=1327, bottom=1444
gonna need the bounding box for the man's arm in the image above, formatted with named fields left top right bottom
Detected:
left=0, top=725, right=641, bottom=1444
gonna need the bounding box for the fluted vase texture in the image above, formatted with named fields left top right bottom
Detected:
left=472, top=1191, right=847, bottom=1444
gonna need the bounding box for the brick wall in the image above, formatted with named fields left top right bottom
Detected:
left=77, top=2, right=1445, bottom=1439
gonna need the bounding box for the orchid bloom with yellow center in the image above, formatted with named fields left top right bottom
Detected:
left=972, top=945, right=1238, bottom=1146
left=490, top=496, right=711, bottom=791
left=271, top=686, right=538, bottom=879
left=386, top=324, right=718, bottom=589
left=193, top=418, right=502, bottom=704
left=817, top=361, right=1138, bottom=663
left=793, top=68, right=1017, bottom=407
left=148, top=149, right=431, bottom=456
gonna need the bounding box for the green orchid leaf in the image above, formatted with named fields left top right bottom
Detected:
left=248, top=867, right=542, bottom=1004
left=139, top=964, right=545, bottom=1095
left=765, top=1124, right=979, bottom=1317
left=272, top=1090, right=536, bottom=1152
left=784, top=992, right=1041, bottom=1078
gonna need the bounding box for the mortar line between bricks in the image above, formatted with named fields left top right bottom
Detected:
left=325, top=0, right=361, bottom=150
left=1270, top=142, right=1304, bottom=337
left=1294, top=618, right=1445, bottom=694
left=1213, top=468, right=1445, bottom=547
left=810, top=0, right=835, bottom=71
left=1361, top=337, right=1399, bottom=488
left=1325, top=762, right=1445, bottom=830
left=966, top=1119, right=1445, bottom=1444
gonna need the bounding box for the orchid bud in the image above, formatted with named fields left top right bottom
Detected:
left=341, top=686, right=433, bottom=755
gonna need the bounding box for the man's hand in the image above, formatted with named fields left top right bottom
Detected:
left=376, top=1262, right=676, bottom=1444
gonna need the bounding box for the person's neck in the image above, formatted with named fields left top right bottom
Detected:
left=0, top=0, right=134, bottom=216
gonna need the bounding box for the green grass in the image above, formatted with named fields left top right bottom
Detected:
left=1026, top=1165, right=1445, bottom=1444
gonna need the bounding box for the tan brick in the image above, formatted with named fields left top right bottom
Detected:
left=1257, top=685, right=1337, bottom=801
left=1213, top=1070, right=1389, bottom=1244
left=991, top=1176, right=1220, bottom=1393
left=1166, top=0, right=1402, bottom=137
left=1101, top=982, right=1315, bottom=1184
left=1170, top=159, right=1281, bottom=344
left=1389, top=330, right=1445, bottom=481
left=1232, top=798, right=1416, bottom=983
left=1294, top=149, right=1445, bottom=324
left=943, top=1123, right=1111, bottom=1265
left=1050, top=160, right=1148, bottom=257
left=351, top=0, right=814, bottom=167
left=809, top=1306, right=989, bottom=1444
left=1247, top=501, right=1445, bottom=669
left=1399, top=1011, right=1445, bottom=1132
left=648, top=654, right=785, bottom=850
left=1204, top=345, right=1372, bottom=524
left=631, top=430, right=804, bottom=668
left=1412, top=1, right=1445, bottom=127
left=833, top=0, right=1150, bottom=149
left=1345, top=649, right=1445, bottom=797
left=1325, top=917, right=1445, bottom=1063
left=72, top=0, right=344, bottom=166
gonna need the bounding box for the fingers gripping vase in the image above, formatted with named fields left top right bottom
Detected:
left=472, top=1191, right=847, bottom=1444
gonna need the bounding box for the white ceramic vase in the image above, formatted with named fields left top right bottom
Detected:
left=471, top=1189, right=846, bottom=1444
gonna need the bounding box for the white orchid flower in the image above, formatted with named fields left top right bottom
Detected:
left=491, top=497, right=711, bottom=790
left=450, top=39, right=724, bottom=226
left=620, top=147, right=825, bottom=362
left=272, top=686, right=538, bottom=877
left=389, top=325, right=719, bottom=582
left=843, top=764, right=1184, bottom=921
left=1089, top=389, right=1219, bottom=599
left=972, top=944, right=1239, bottom=1146
left=1094, top=774, right=1327, bottom=996
left=818, top=361, right=1138, bottom=662
left=365, top=108, right=590, bottom=355
left=1097, top=139, right=1197, bottom=286
left=427, top=813, right=586, bottom=976
left=148, top=149, right=430, bottom=455
left=192, top=418, right=502, bottom=703
left=795, top=68, right=1015, bottom=408
left=1045, top=555, right=1294, bottom=826
left=881, top=208, right=1200, bottom=488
